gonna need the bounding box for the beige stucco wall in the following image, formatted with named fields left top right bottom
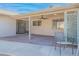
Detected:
left=30, top=14, right=64, bottom=36
left=31, top=18, right=54, bottom=36
left=0, top=14, right=16, bottom=37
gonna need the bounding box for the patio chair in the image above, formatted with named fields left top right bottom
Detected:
left=54, top=31, right=73, bottom=55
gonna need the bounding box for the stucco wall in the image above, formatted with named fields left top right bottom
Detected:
left=0, top=14, right=16, bottom=37
left=31, top=19, right=54, bottom=36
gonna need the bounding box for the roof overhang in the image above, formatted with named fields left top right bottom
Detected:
left=8, top=4, right=79, bottom=19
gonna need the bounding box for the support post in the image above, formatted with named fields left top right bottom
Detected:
left=64, top=12, right=67, bottom=42
left=76, top=9, right=79, bottom=56
left=28, top=16, right=31, bottom=40
left=77, top=9, right=79, bottom=45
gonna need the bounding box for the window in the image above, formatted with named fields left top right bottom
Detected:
left=57, top=22, right=64, bottom=30
left=38, top=20, right=41, bottom=26
left=53, top=21, right=57, bottom=29
left=33, top=21, right=37, bottom=26
left=33, top=20, right=42, bottom=26
left=53, top=19, right=64, bottom=30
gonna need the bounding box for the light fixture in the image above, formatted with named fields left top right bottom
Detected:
left=54, top=14, right=56, bottom=15
left=39, top=15, right=48, bottom=20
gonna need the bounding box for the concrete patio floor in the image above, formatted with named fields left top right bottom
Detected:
left=0, top=34, right=77, bottom=56
left=0, top=34, right=56, bottom=46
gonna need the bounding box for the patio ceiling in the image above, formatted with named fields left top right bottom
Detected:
left=15, top=13, right=64, bottom=20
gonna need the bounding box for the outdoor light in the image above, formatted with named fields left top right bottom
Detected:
left=54, top=14, right=56, bottom=15
left=39, top=15, right=48, bottom=20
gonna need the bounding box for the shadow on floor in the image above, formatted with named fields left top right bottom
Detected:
left=0, top=34, right=56, bottom=46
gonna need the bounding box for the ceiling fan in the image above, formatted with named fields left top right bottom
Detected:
left=39, top=15, right=48, bottom=20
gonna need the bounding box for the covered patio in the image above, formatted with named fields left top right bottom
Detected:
left=0, top=4, right=79, bottom=56
left=14, top=5, right=78, bottom=45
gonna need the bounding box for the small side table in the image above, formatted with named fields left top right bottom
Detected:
left=55, top=41, right=73, bottom=55
left=76, top=44, right=79, bottom=56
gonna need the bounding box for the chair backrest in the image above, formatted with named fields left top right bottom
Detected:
left=55, top=31, right=64, bottom=41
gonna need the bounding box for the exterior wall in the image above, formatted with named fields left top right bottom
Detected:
left=30, top=14, right=64, bottom=36
left=0, top=15, right=16, bottom=37
left=31, top=19, right=54, bottom=36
